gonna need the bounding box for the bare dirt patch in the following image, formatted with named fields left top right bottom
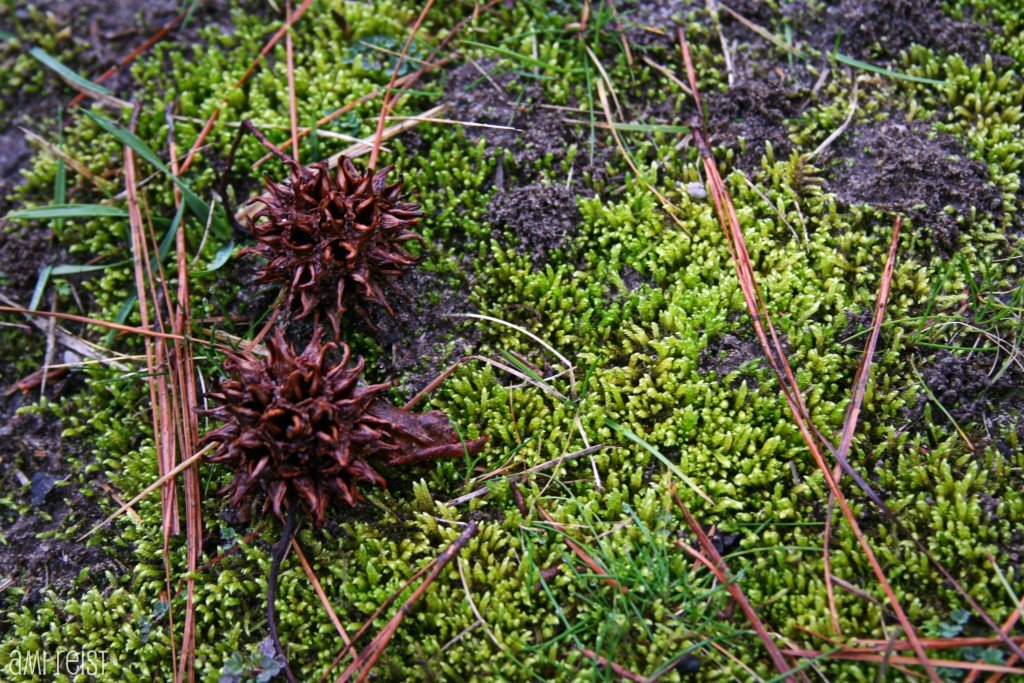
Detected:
left=443, top=61, right=580, bottom=169
left=705, top=77, right=808, bottom=174
left=486, top=182, right=584, bottom=266
left=824, top=120, right=1003, bottom=253
left=0, top=410, right=120, bottom=615
left=813, top=0, right=996, bottom=64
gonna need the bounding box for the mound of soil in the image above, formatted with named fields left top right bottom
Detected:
left=486, top=183, right=583, bottom=266
left=825, top=120, right=1003, bottom=253
left=815, top=0, right=994, bottom=63
left=705, top=78, right=808, bottom=173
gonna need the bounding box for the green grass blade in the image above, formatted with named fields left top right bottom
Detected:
left=29, top=265, right=53, bottom=311
left=5, top=204, right=130, bottom=221
left=51, top=262, right=132, bottom=276
left=835, top=53, right=946, bottom=85
left=83, top=111, right=220, bottom=232
left=191, top=241, right=235, bottom=276
left=604, top=418, right=712, bottom=504
left=0, top=28, right=113, bottom=97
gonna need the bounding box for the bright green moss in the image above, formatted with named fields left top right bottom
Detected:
left=2, top=1, right=1022, bottom=681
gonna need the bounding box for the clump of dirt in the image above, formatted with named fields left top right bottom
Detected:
left=813, top=0, right=995, bottom=64
left=364, top=265, right=480, bottom=400
left=705, top=78, right=807, bottom=173
left=698, top=333, right=763, bottom=381
left=698, top=329, right=795, bottom=389
left=0, top=222, right=57, bottom=294
left=0, top=411, right=118, bottom=612
left=914, top=350, right=1022, bottom=426
left=445, top=61, right=577, bottom=165
left=486, top=182, right=584, bottom=266
left=839, top=307, right=874, bottom=348
left=617, top=265, right=651, bottom=296
left=825, top=120, right=1003, bottom=253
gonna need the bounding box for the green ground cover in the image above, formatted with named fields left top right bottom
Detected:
left=1, top=1, right=1022, bottom=680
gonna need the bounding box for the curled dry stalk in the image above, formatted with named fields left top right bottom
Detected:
left=268, top=502, right=300, bottom=683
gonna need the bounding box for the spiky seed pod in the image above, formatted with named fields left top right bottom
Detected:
left=201, top=329, right=486, bottom=526
left=243, top=157, right=424, bottom=335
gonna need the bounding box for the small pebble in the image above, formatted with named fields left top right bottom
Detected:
left=685, top=181, right=707, bottom=199
left=30, top=471, right=56, bottom=507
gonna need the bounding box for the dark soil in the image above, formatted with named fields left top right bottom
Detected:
left=705, top=77, right=808, bottom=174
left=824, top=120, right=1003, bottom=253
left=365, top=265, right=481, bottom=401
left=443, top=60, right=580, bottom=168
left=670, top=0, right=999, bottom=66
left=486, top=182, right=584, bottom=266
left=912, top=350, right=1023, bottom=429
left=697, top=332, right=765, bottom=387
left=0, top=411, right=120, bottom=613
left=0, top=1, right=243, bottom=213
left=811, top=0, right=996, bottom=64
left=0, top=0, right=248, bottom=614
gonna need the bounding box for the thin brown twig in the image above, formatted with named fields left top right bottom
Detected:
left=977, top=598, right=1024, bottom=683
left=291, top=538, right=352, bottom=647
left=333, top=522, right=479, bottom=683
left=317, top=556, right=437, bottom=683
left=823, top=215, right=902, bottom=638
left=79, top=444, right=215, bottom=541
left=125, top=103, right=176, bottom=535
left=563, top=536, right=628, bottom=594
left=578, top=648, right=646, bottom=682
left=677, top=27, right=943, bottom=681
left=781, top=648, right=1024, bottom=676
left=670, top=486, right=799, bottom=680
left=284, top=0, right=300, bottom=163
left=368, top=0, right=437, bottom=170
left=167, top=104, right=203, bottom=683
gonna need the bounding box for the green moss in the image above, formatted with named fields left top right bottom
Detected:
left=2, top=1, right=1022, bottom=681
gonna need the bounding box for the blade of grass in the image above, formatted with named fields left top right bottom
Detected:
left=0, top=28, right=118, bottom=100
left=5, top=204, right=130, bottom=221
left=604, top=418, right=712, bottom=505
left=28, top=265, right=52, bottom=311
left=84, top=111, right=219, bottom=232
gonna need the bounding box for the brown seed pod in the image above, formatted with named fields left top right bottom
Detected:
left=201, top=328, right=486, bottom=527
left=243, top=157, right=424, bottom=335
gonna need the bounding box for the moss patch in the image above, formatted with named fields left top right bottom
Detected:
left=1, top=1, right=1022, bottom=681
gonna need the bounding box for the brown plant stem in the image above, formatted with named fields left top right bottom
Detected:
left=268, top=503, right=299, bottom=683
